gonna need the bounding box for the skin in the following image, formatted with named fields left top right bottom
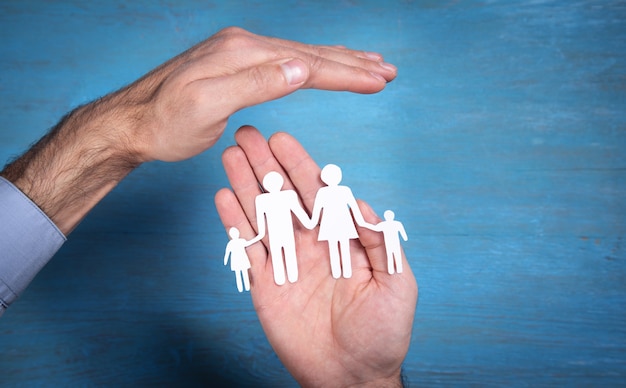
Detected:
left=1, top=27, right=416, bottom=387
left=215, top=126, right=418, bottom=387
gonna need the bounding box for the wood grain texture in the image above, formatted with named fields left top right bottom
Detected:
left=1, top=1, right=625, bottom=386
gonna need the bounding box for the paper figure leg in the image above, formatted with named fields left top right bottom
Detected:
left=340, top=240, right=352, bottom=279
left=284, top=244, right=299, bottom=283
left=394, top=251, right=403, bottom=274
left=386, top=246, right=395, bottom=275
left=270, top=245, right=287, bottom=285
left=328, top=241, right=341, bottom=279
left=235, top=271, right=243, bottom=292
left=243, top=270, right=250, bottom=291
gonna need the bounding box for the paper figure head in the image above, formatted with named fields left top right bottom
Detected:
left=384, top=210, right=395, bottom=221
left=228, top=226, right=240, bottom=239
left=321, top=164, right=342, bottom=186
left=263, top=171, right=284, bottom=193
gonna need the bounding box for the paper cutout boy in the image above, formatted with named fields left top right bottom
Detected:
left=309, top=164, right=372, bottom=279
left=371, top=210, right=408, bottom=274
left=255, top=171, right=311, bottom=285
left=223, top=227, right=256, bottom=292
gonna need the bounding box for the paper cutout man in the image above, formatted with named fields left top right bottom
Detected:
left=371, top=210, right=408, bottom=275
left=255, top=171, right=310, bottom=285
left=223, top=227, right=255, bottom=292
left=309, top=164, right=371, bottom=279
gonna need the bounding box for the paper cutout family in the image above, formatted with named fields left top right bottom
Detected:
left=223, top=164, right=408, bottom=292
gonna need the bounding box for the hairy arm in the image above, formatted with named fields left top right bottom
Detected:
left=1, top=27, right=397, bottom=235
left=1, top=101, right=141, bottom=234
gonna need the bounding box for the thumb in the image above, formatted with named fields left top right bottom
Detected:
left=222, top=58, right=309, bottom=113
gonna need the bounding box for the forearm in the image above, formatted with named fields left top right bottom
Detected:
left=0, top=98, right=142, bottom=234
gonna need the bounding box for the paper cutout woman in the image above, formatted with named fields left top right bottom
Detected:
left=371, top=210, right=408, bottom=274
left=309, top=164, right=370, bottom=279
left=223, top=227, right=255, bottom=292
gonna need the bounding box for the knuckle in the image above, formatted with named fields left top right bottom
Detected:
left=214, top=27, right=253, bottom=51
left=247, top=66, right=271, bottom=88
left=309, top=44, right=326, bottom=58
left=218, top=26, right=246, bottom=36
left=308, top=54, right=325, bottom=73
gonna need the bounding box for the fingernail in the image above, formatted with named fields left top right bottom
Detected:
left=281, top=59, right=307, bottom=85
left=369, top=71, right=386, bottom=82
left=364, top=51, right=383, bottom=61
left=379, top=62, right=397, bottom=72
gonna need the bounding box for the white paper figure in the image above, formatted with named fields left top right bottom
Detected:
left=223, top=227, right=256, bottom=292
left=255, top=171, right=310, bottom=285
left=371, top=210, right=408, bottom=275
left=309, top=164, right=370, bottom=279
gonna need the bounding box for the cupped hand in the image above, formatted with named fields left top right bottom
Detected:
left=115, top=27, right=396, bottom=163
left=215, top=126, right=417, bottom=387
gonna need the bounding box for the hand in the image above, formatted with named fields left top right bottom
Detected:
left=215, top=126, right=418, bottom=387
left=1, top=26, right=396, bottom=234
left=121, top=26, right=398, bottom=163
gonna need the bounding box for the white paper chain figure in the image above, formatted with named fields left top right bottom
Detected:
left=254, top=171, right=310, bottom=285
left=371, top=210, right=408, bottom=274
left=223, top=227, right=255, bottom=292
left=309, top=164, right=371, bottom=279
left=222, top=164, right=409, bottom=290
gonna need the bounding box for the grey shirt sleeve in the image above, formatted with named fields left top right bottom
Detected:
left=0, top=176, right=66, bottom=316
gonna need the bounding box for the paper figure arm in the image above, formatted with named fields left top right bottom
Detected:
left=346, top=190, right=372, bottom=229
left=223, top=244, right=231, bottom=266
left=245, top=234, right=262, bottom=246
left=368, top=222, right=383, bottom=232
left=399, top=223, right=408, bottom=241
left=293, top=201, right=315, bottom=230
left=255, top=201, right=267, bottom=240
left=307, top=196, right=322, bottom=230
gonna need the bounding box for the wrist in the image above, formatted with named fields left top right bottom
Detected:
left=1, top=99, right=142, bottom=234
left=344, top=370, right=403, bottom=388
left=295, top=368, right=403, bottom=388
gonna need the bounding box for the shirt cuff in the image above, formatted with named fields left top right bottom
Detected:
left=0, top=176, right=66, bottom=313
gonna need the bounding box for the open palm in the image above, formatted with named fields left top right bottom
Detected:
left=215, top=126, right=418, bottom=387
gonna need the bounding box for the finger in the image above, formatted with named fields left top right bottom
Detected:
left=234, top=126, right=297, bottom=193
left=214, top=27, right=384, bottom=64
left=189, top=37, right=394, bottom=98
left=221, top=144, right=264, bottom=232
left=245, top=30, right=397, bottom=80
left=257, top=31, right=386, bottom=62
left=256, top=36, right=398, bottom=87
left=267, top=132, right=322, bottom=213
left=191, top=57, right=309, bottom=116
left=298, top=53, right=393, bottom=94
left=300, top=46, right=397, bottom=86
left=354, top=200, right=389, bottom=275
left=215, top=188, right=270, bottom=284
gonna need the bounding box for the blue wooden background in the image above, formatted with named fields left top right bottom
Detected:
left=1, top=1, right=625, bottom=386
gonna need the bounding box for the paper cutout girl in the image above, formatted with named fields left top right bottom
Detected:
left=309, top=164, right=370, bottom=279
left=223, top=227, right=255, bottom=292
left=371, top=210, right=408, bottom=274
